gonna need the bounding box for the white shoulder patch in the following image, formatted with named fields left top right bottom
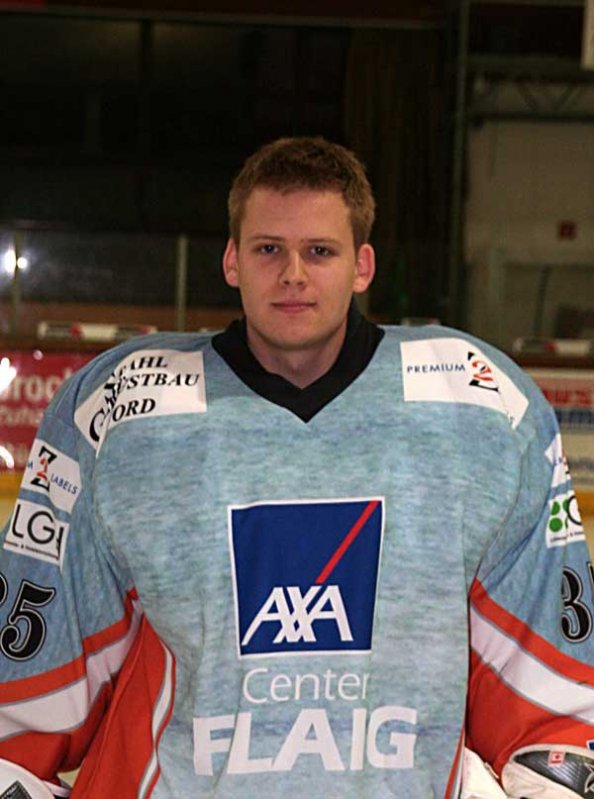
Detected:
left=545, top=434, right=571, bottom=490
left=546, top=489, right=584, bottom=548
left=22, top=438, right=81, bottom=514
left=401, top=338, right=528, bottom=429
left=543, top=434, right=585, bottom=546
left=4, top=499, right=70, bottom=569
left=74, top=349, right=206, bottom=451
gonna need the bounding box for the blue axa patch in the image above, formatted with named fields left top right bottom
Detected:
left=228, top=498, right=384, bottom=658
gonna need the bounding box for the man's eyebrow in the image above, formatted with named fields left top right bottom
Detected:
left=246, top=235, right=285, bottom=242
left=303, top=237, right=342, bottom=246
left=246, top=235, right=342, bottom=245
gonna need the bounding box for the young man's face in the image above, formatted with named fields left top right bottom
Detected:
left=222, top=187, right=375, bottom=372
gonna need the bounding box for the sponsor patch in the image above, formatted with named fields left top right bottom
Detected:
left=547, top=490, right=585, bottom=548
left=545, top=434, right=571, bottom=489
left=401, top=339, right=528, bottom=429
left=229, top=498, right=384, bottom=658
left=3, top=499, right=69, bottom=569
left=193, top=702, right=418, bottom=776
left=21, top=438, right=81, bottom=514
left=74, top=349, right=207, bottom=451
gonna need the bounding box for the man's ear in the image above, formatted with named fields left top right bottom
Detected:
left=222, top=238, right=239, bottom=288
left=353, top=243, right=376, bottom=294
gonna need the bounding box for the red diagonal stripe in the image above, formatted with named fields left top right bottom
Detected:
left=315, top=500, right=379, bottom=585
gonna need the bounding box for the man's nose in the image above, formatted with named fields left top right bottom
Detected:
left=280, top=251, right=308, bottom=285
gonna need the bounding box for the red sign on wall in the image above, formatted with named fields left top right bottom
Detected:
left=0, top=350, right=96, bottom=472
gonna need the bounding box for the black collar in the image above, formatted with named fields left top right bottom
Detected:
left=212, top=303, right=384, bottom=422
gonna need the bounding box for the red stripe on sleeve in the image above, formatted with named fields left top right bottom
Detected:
left=470, top=579, right=594, bottom=685
left=71, top=616, right=175, bottom=799
left=0, top=681, right=113, bottom=778
left=1, top=589, right=138, bottom=703
left=467, top=649, right=594, bottom=774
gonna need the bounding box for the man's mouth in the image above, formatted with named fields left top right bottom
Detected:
left=272, top=301, right=315, bottom=313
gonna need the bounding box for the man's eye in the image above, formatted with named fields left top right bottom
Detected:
left=311, top=245, right=333, bottom=257
left=258, top=244, right=279, bottom=255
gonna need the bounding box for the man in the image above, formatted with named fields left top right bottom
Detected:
left=0, top=137, right=593, bottom=799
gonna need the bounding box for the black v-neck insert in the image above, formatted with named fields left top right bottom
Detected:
left=212, top=304, right=384, bottom=422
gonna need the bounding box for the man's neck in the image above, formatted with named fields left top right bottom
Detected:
left=211, top=305, right=384, bottom=421
left=245, top=323, right=347, bottom=389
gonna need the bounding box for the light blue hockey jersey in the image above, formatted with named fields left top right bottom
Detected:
left=1, top=326, right=593, bottom=799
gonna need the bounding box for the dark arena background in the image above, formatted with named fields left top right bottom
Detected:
left=0, top=0, right=593, bottom=542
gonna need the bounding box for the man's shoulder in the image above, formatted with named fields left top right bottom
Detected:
left=98, top=330, right=215, bottom=363
left=379, top=324, right=526, bottom=378
left=380, top=322, right=500, bottom=349
left=50, top=331, right=217, bottom=413
left=42, top=330, right=221, bottom=448
left=377, top=323, right=550, bottom=433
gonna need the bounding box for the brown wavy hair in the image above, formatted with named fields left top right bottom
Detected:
left=228, top=136, right=375, bottom=249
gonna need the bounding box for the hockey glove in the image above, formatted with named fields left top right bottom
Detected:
left=0, top=758, right=71, bottom=799
left=502, top=744, right=594, bottom=798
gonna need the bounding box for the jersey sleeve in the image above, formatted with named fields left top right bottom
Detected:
left=0, top=357, right=141, bottom=784
left=466, top=373, right=594, bottom=774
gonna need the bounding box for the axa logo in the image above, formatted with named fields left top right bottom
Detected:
left=229, top=498, right=384, bottom=658
left=467, top=351, right=499, bottom=392
left=241, top=585, right=353, bottom=647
